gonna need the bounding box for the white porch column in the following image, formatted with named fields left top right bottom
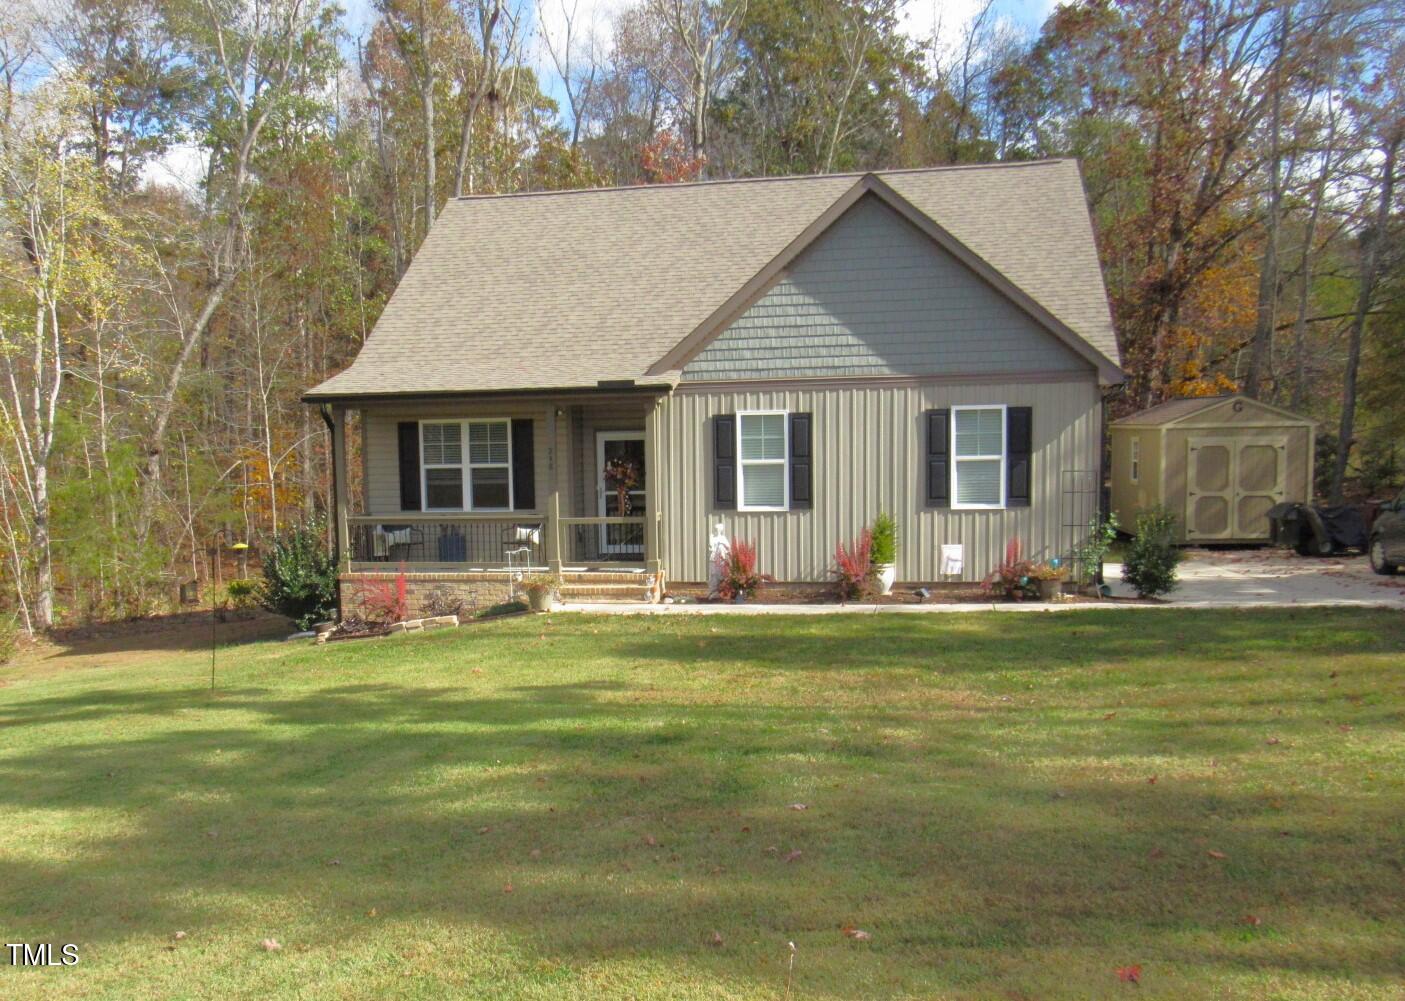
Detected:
left=644, top=397, right=662, bottom=573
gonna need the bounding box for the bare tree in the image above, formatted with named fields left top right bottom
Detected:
left=646, top=0, right=747, bottom=167
left=454, top=0, right=526, bottom=194
left=539, top=0, right=599, bottom=152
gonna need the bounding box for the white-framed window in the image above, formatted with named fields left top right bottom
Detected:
left=421, top=419, right=512, bottom=511
left=1130, top=437, right=1140, bottom=483
left=951, top=405, right=1006, bottom=509
left=737, top=410, right=788, bottom=511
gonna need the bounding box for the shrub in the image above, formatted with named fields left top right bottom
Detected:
left=479, top=599, right=528, bottom=618
left=714, top=537, right=764, bottom=601
left=870, top=513, right=897, bottom=566
left=982, top=537, right=1039, bottom=600
left=259, top=518, right=338, bottom=630
left=1123, top=508, right=1181, bottom=598
left=1072, top=512, right=1120, bottom=587
left=833, top=529, right=875, bottom=600
left=352, top=564, right=409, bottom=624
left=224, top=578, right=259, bottom=611
left=421, top=585, right=470, bottom=619
left=0, top=614, right=18, bottom=666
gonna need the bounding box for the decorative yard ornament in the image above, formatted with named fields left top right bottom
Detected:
left=708, top=523, right=730, bottom=596
left=210, top=533, right=250, bottom=692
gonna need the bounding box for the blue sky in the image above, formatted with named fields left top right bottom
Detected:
left=339, top=0, right=1063, bottom=115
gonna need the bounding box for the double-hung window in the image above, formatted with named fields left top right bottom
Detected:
left=1130, top=438, right=1141, bottom=483
left=737, top=411, right=788, bottom=511
left=951, top=405, right=1006, bottom=509
left=420, top=419, right=512, bottom=511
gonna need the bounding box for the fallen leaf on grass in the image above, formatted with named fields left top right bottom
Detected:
left=529, top=848, right=542, bottom=859
left=783, top=849, right=803, bottom=863
left=261, top=939, right=281, bottom=952
left=710, top=930, right=724, bottom=947
left=643, top=834, right=658, bottom=847
left=1115, top=964, right=1141, bottom=983
left=789, top=803, right=808, bottom=811
left=172, top=931, right=187, bottom=941
left=503, top=882, right=514, bottom=894
left=841, top=926, right=872, bottom=941
left=1103, top=712, right=1117, bottom=720
left=366, top=908, right=377, bottom=918
left=1207, top=850, right=1227, bottom=860
left=1146, top=776, right=1157, bottom=785
left=1242, top=914, right=1262, bottom=926
left=1147, top=847, right=1165, bottom=860
left=1339, top=725, right=1353, bottom=733
left=327, top=858, right=341, bottom=866
left=1265, top=737, right=1281, bottom=745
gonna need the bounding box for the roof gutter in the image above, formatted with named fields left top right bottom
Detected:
left=301, top=379, right=678, bottom=407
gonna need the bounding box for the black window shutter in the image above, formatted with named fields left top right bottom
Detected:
left=789, top=412, right=812, bottom=509
left=713, top=415, right=736, bottom=510
left=397, top=421, right=421, bottom=511
left=925, top=409, right=950, bottom=508
left=511, top=419, right=535, bottom=510
left=1007, top=407, right=1032, bottom=508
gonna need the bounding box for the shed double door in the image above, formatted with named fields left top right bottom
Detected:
left=1185, top=436, right=1288, bottom=540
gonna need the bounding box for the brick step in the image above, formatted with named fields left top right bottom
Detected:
left=558, top=583, right=655, bottom=602
left=559, top=572, right=652, bottom=585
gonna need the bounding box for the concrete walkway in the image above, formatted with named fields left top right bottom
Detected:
left=557, top=553, right=1405, bottom=614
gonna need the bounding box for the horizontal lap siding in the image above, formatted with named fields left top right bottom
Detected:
left=658, top=380, right=1102, bottom=582
left=362, top=403, right=553, bottom=514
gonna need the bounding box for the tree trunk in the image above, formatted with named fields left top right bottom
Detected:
left=1330, top=133, right=1399, bottom=502
left=1244, top=8, right=1289, bottom=399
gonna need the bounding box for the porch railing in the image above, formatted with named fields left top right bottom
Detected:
left=558, top=516, right=647, bottom=566
left=345, top=512, right=653, bottom=569
left=348, top=514, right=546, bottom=568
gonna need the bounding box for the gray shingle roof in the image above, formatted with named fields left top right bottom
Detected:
left=1111, top=395, right=1316, bottom=427
left=306, top=159, right=1121, bottom=399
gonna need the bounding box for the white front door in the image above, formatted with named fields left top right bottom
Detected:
left=596, top=431, right=646, bottom=556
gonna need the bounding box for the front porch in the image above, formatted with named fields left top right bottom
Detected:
left=325, top=391, right=668, bottom=608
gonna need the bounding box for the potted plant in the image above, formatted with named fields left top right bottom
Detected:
left=982, top=538, right=1039, bottom=601
left=870, top=513, right=897, bottom=595
left=1028, top=561, right=1066, bottom=601
left=522, top=572, right=560, bottom=612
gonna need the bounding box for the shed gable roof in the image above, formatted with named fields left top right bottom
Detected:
left=306, top=159, right=1122, bottom=400
left=1111, top=395, right=1316, bottom=428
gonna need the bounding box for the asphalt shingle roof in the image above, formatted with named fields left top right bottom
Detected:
left=306, top=159, right=1120, bottom=399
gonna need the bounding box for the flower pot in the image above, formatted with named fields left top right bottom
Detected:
left=1038, top=579, right=1061, bottom=602
left=527, top=588, right=555, bottom=613
left=734, top=593, right=747, bottom=605
left=875, top=563, right=896, bottom=596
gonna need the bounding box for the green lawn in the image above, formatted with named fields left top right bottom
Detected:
left=2, top=609, right=1403, bottom=1000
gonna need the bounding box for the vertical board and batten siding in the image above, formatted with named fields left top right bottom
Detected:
left=681, top=195, right=1087, bottom=382
left=657, top=379, right=1102, bottom=582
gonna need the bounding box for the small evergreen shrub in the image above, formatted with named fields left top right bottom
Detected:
left=870, top=513, right=897, bottom=565
left=1123, top=508, right=1181, bottom=598
left=224, top=578, right=260, bottom=610
left=259, top=518, right=339, bottom=629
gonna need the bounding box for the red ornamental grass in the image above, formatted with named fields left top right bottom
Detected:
left=833, top=529, right=875, bottom=600
left=715, top=537, right=763, bottom=600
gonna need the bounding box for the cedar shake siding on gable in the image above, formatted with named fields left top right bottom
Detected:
left=681, top=196, right=1092, bottom=382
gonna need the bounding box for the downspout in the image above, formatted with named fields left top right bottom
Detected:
left=318, top=404, right=342, bottom=614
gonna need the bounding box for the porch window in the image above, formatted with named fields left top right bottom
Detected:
left=737, top=411, right=788, bottom=511
left=420, top=419, right=512, bottom=511
left=951, top=405, right=1006, bottom=509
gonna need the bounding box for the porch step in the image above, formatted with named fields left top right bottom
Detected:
left=559, top=583, right=654, bottom=599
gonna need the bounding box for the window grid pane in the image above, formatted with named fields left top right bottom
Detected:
left=422, top=422, right=462, bottom=465
left=740, top=414, right=785, bottom=461
left=954, top=408, right=1002, bottom=458
left=742, top=463, right=785, bottom=508
left=468, top=421, right=509, bottom=465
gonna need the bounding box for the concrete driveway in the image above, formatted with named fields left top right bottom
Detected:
left=1106, top=549, right=1405, bottom=608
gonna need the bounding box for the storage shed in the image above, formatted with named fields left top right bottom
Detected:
left=1109, top=396, right=1316, bottom=544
